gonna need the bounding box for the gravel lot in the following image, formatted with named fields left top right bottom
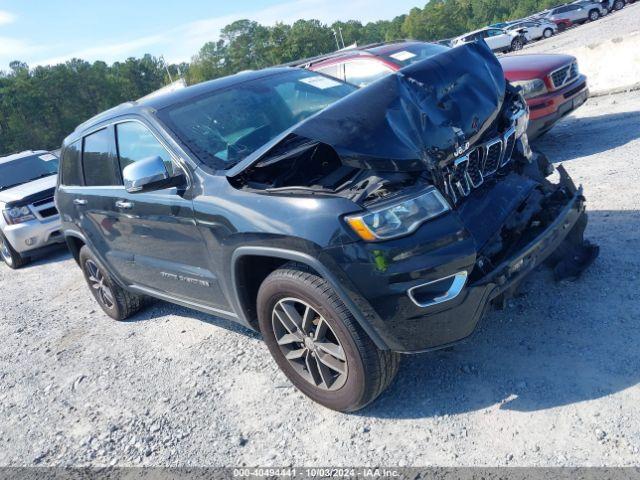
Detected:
left=1, top=15, right=640, bottom=469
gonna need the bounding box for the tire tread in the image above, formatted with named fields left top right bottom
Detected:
left=260, top=263, right=400, bottom=411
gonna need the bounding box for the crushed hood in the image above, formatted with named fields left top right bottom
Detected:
left=232, top=41, right=506, bottom=176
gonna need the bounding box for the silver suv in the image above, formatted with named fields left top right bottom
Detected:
left=545, top=2, right=607, bottom=25
left=0, top=150, right=65, bottom=268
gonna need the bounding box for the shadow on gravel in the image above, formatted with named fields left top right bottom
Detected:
left=533, top=110, right=640, bottom=162
left=359, top=209, right=640, bottom=419
left=23, top=245, right=71, bottom=268
left=125, top=299, right=261, bottom=340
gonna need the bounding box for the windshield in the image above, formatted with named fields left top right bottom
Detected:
left=158, top=69, right=357, bottom=170
left=373, top=43, right=451, bottom=68
left=0, top=153, right=59, bottom=191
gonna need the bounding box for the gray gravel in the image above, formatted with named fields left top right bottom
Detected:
left=1, top=39, right=640, bottom=472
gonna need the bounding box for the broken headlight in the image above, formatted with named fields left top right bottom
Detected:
left=345, top=188, right=450, bottom=241
left=511, top=79, right=547, bottom=100
left=3, top=206, right=36, bottom=225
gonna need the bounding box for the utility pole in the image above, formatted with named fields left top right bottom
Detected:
left=338, top=26, right=345, bottom=49
left=160, top=55, right=173, bottom=83
left=332, top=29, right=341, bottom=50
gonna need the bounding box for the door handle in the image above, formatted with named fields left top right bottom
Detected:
left=115, top=200, right=134, bottom=210
left=73, top=199, right=88, bottom=206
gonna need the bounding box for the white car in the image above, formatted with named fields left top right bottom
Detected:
left=505, top=20, right=558, bottom=41
left=452, top=27, right=526, bottom=53
left=0, top=150, right=64, bottom=268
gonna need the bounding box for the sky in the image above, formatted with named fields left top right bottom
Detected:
left=0, top=0, right=424, bottom=70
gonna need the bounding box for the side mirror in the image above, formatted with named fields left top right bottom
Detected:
left=123, top=156, right=184, bottom=193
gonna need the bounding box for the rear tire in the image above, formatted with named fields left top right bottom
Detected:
left=79, top=246, right=143, bottom=321
left=257, top=265, right=400, bottom=412
left=543, top=28, right=554, bottom=38
left=0, top=233, right=29, bottom=269
left=613, top=0, right=625, bottom=10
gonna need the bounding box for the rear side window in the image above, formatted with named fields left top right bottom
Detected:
left=82, top=128, right=120, bottom=187
left=61, top=140, right=83, bottom=186
left=344, top=60, right=393, bottom=87
left=116, top=122, right=174, bottom=176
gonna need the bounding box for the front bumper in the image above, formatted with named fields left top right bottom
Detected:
left=325, top=168, right=588, bottom=353
left=2, top=216, right=64, bottom=254
left=527, top=76, right=589, bottom=139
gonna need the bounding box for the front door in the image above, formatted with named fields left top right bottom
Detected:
left=112, top=120, right=230, bottom=309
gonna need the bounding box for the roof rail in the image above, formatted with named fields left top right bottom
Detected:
left=74, top=101, right=137, bottom=132
left=279, top=39, right=418, bottom=68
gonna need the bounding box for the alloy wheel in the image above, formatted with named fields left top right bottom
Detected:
left=86, top=259, right=115, bottom=310
left=590, top=11, right=599, bottom=20
left=543, top=28, right=553, bottom=38
left=271, top=297, right=348, bottom=391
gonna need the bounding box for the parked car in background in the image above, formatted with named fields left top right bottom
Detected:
left=56, top=42, right=597, bottom=411
left=500, top=53, right=589, bottom=139
left=584, top=0, right=627, bottom=13
left=452, top=27, right=527, bottom=52
left=302, top=40, right=588, bottom=139
left=0, top=150, right=64, bottom=268
left=542, top=2, right=606, bottom=28
left=506, top=19, right=558, bottom=40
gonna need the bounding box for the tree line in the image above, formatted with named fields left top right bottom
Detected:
left=0, top=0, right=559, bottom=155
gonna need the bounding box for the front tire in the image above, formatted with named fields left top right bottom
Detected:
left=613, top=0, right=625, bottom=10
left=543, top=28, right=554, bottom=38
left=589, top=9, right=601, bottom=21
left=0, top=233, right=29, bottom=269
left=79, top=246, right=143, bottom=321
left=257, top=266, right=400, bottom=412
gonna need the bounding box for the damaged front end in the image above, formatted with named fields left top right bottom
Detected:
left=229, top=41, right=598, bottom=295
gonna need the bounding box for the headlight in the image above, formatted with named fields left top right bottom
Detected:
left=345, top=188, right=450, bottom=241
left=3, top=206, right=36, bottom=225
left=511, top=79, right=547, bottom=99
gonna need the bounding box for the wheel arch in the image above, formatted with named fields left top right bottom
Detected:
left=230, top=246, right=389, bottom=350
left=64, top=230, right=87, bottom=265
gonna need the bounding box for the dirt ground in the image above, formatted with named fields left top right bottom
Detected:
left=1, top=12, right=639, bottom=469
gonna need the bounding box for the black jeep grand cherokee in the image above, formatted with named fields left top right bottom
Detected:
left=56, top=43, right=597, bottom=412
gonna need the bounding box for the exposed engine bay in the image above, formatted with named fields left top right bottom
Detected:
left=228, top=41, right=598, bottom=280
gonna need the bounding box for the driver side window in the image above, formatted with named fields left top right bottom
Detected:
left=116, top=121, right=174, bottom=176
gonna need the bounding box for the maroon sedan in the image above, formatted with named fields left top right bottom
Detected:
left=304, top=41, right=588, bottom=139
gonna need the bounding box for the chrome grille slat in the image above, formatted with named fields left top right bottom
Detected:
left=444, top=129, right=518, bottom=204
left=501, top=128, right=516, bottom=167
left=466, top=148, right=484, bottom=188
left=483, top=139, right=502, bottom=176
left=550, top=62, right=579, bottom=90
left=30, top=196, right=59, bottom=219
